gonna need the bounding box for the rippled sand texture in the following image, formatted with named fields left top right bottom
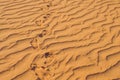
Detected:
left=0, top=0, right=120, bottom=80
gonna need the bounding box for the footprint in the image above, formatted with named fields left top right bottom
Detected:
left=38, top=30, right=47, bottom=38
left=36, top=77, right=41, bottom=80
left=35, top=20, right=41, bottom=26
left=38, top=33, right=43, bottom=38
left=44, top=52, right=51, bottom=58
left=30, top=64, right=37, bottom=71
left=30, top=38, right=39, bottom=49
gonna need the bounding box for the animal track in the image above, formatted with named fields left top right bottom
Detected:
left=0, top=0, right=120, bottom=80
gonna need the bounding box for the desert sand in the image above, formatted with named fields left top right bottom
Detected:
left=0, top=0, right=120, bottom=80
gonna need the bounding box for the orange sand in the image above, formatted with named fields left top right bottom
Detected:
left=0, top=0, right=120, bottom=80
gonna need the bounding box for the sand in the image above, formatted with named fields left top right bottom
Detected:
left=0, top=0, right=120, bottom=80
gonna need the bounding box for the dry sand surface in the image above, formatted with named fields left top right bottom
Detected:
left=0, top=0, right=120, bottom=80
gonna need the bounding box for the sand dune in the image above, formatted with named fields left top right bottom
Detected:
left=0, top=0, right=120, bottom=80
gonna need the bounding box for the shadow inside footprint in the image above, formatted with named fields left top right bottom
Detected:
left=38, top=30, right=47, bottom=38
left=31, top=64, right=37, bottom=71
left=38, top=33, right=43, bottom=37
left=36, top=77, right=41, bottom=80
left=44, top=52, right=50, bottom=58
